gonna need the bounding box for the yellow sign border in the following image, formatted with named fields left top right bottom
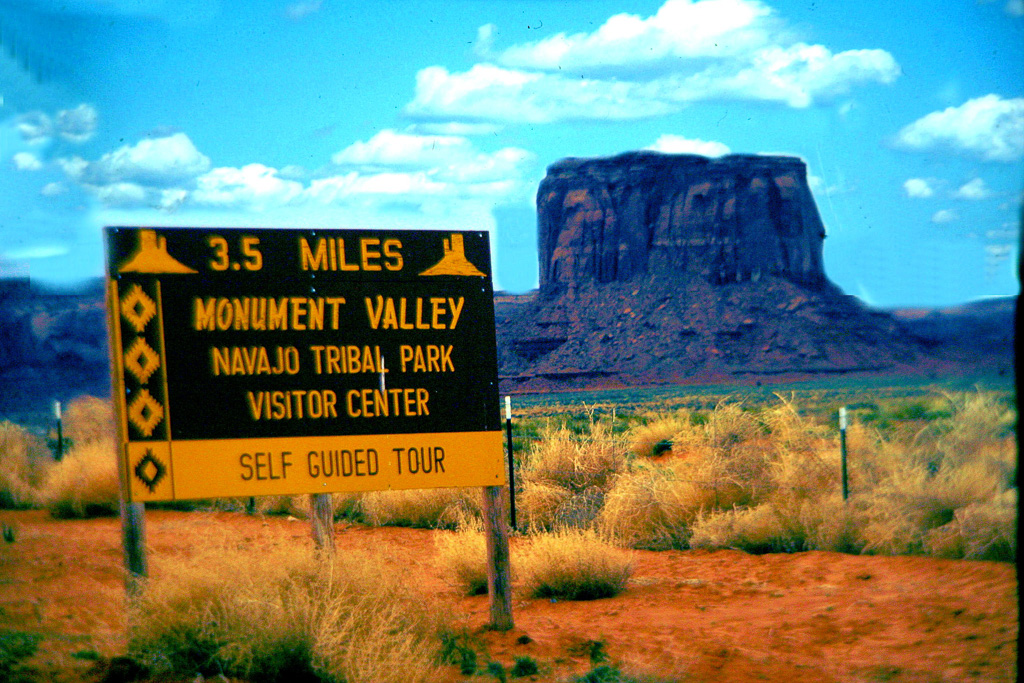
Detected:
left=123, top=431, right=505, bottom=501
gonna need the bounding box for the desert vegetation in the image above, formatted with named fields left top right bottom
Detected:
left=128, top=543, right=452, bottom=683
left=0, top=385, right=1016, bottom=682
left=0, top=388, right=1016, bottom=561
left=513, top=390, right=1016, bottom=561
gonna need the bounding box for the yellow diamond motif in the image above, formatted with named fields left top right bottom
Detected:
left=124, top=337, right=160, bottom=384
left=128, top=389, right=164, bottom=437
left=120, top=284, right=157, bottom=333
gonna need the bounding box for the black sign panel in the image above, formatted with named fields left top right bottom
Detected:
left=105, top=227, right=501, bottom=442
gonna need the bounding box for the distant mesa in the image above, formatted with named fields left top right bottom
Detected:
left=495, top=151, right=1005, bottom=392
left=419, top=233, right=486, bottom=277
left=119, top=229, right=197, bottom=274
left=536, top=152, right=828, bottom=293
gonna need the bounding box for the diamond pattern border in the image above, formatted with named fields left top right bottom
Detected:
left=124, top=337, right=160, bottom=384
left=128, top=388, right=164, bottom=437
left=134, top=449, right=167, bottom=493
left=120, top=284, right=157, bottom=333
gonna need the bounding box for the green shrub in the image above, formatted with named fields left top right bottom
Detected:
left=510, top=655, right=540, bottom=678
left=438, top=630, right=480, bottom=675
left=0, top=630, right=40, bottom=678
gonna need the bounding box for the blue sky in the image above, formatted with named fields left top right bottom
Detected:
left=1, top=0, right=1021, bottom=307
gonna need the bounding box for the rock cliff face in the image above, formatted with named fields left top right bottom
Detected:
left=0, top=281, right=110, bottom=421
left=537, top=152, right=829, bottom=294
left=498, top=152, right=958, bottom=391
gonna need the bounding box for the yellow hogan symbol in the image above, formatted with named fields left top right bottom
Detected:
left=119, top=229, right=197, bottom=274
left=419, top=234, right=485, bottom=277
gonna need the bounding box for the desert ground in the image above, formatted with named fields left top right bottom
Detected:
left=0, top=507, right=1016, bottom=683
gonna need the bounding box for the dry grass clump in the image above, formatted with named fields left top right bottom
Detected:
left=0, top=421, right=51, bottom=509
left=849, top=392, right=1016, bottom=558
left=361, top=487, right=479, bottom=529
left=518, top=421, right=627, bottom=530
left=435, top=525, right=490, bottom=595
left=519, top=529, right=633, bottom=600
left=62, top=395, right=115, bottom=446
left=701, top=402, right=764, bottom=454
left=40, top=439, right=119, bottom=518
left=129, top=544, right=449, bottom=683
left=598, top=461, right=710, bottom=549
left=936, top=391, right=1016, bottom=463
left=518, top=481, right=572, bottom=530
left=688, top=504, right=789, bottom=553
left=690, top=495, right=861, bottom=554
left=522, top=422, right=626, bottom=493
left=573, top=390, right=1015, bottom=559
left=625, top=413, right=690, bottom=458
left=951, top=490, right=1016, bottom=561
left=600, top=434, right=768, bottom=550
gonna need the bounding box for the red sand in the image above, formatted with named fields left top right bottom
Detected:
left=0, top=509, right=1017, bottom=682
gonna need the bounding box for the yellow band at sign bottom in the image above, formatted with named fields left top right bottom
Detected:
left=123, top=430, right=505, bottom=502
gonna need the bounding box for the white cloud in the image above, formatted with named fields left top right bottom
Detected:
left=496, top=0, right=773, bottom=71
left=327, top=129, right=536, bottom=199
left=407, top=121, right=504, bottom=136
left=159, top=188, right=188, bottom=211
left=16, top=112, right=51, bottom=144
left=285, top=0, right=322, bottom=20
left=81, top=133, right=211, bottom=187
left=40, top=182, right=67, bottom=197
left=953, top=178, right=993, bottom=200
left=56, top=156, right=88, bottom=181
left=986, top=226, right=1018, bottom=240
left=931, top=209, right=959, bottom=224
left=808, top=169, right=855, bottom=197
left=14, top=104, right=97, bottom=145
left=895, top=95, right=1024, bottom=162
left=192, top=164, right=305, bottom=209
left=903, top=177, right=935, bottom=198
left=985, top=243, right=1014, bottom=275
left=12, top=152, right=42, bottom=171
left=332, top=129, right=477, bottom=168
left=707, top=43, right=898, bottom=108
left=406, top=0, right=900, bottom=124
left=646, top=134, right=731, bottom=156
left=2, top=244, right=69, bottom=260
left=474, top=23, right=497, bottom=58
left=407, top=64, right=678, bottom=124
left=94, top=182, right=149, bottom=207
left=56, top=104, right=98, bottom=143
left=1006, top=0, right=1024, bottom=16
left=68, top=127, right=536, bottom=214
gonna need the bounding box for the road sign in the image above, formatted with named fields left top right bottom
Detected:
left=105, top=227, right=505, bottom=501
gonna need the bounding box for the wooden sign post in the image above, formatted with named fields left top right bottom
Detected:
left=104, top=227, right=511, bottom=627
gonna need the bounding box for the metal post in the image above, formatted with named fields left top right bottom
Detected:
left=53, top=400, right=63, bottom=461
left=505, top=396, right=516, bottom=532
left=839, top=407, right=849, bottom=501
